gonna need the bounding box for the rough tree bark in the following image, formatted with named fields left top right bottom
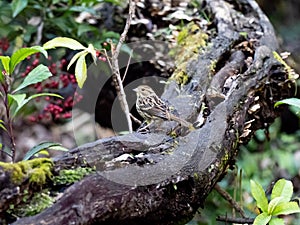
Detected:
left=0, top=0, right=298, bottom=224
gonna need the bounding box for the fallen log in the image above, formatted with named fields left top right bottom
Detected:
left=0, top=0, right=298, bottom=224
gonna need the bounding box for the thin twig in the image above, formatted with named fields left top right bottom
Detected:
left=214, top=184, right=246, bottom=218
left=216, top=215, right=254, bottom=224
left=111, top=0, right=136, bottom=133
left=103, top=48, right=113, bottom=69
left=122, top=49, right=133, bottom=82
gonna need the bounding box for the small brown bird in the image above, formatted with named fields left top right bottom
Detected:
left=133, top=85, right=193, bottom=129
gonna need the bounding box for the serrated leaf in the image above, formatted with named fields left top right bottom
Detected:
left=11, top=0, right=28, bottom=17
left=253, top=212, right=271, bottom=225
left=275, top=98, right=300, bottom=109
left=67, top=50, right=87, bottom=70
left=272, top=201, right=300, bottom=216
left=13, top=65, right=52, bottom=93
left=271, top=179, right=293, bottom=202
left=23, top=142, right=65, bottom=160
left=43, top=37, right=86, bottom=50
left=268, top=197, right=284, bottom=214
left=0, top=56, right=10, bottom=74
left=75, top=53, right=87, bottom=88
left=10, top=46, right=48, bottom=74
left=269, top=218, right=284, bottom=225
left=251, top=180, right=269, bottom=212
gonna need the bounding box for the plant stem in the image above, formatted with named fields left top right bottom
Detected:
left=111, top=0, right=136, bottom=133
left=6, top=117, right=16, bottom=162
left=0, top=83, right=16, bottom=162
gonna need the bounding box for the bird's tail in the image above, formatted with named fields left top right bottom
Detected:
left=169, top=114, right=195, bottom=131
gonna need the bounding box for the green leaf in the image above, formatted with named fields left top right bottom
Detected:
left=48, top=145, right=68, bottom=152
left=10, top=46, right=48, bottom=74
left=0, top=56, right=10, bottom=74
left=251, top=180, right=269, bottom=212
left=269, top=218, right=284, bottom=225
left=13, top=65, right=52, bottom=93
left=275, top=98, right=300, bottom=109
left=271, top=179, right=293, bottom=202
left=75, top=53, right=87, bottom=88
left=268, top=197, right=284, bottom=214
left=23, top=142, right=66, bottom=160
left=8, top=93, right=26, bottom=107
left=11, top=0, right=28, bottom=17
left=67, top=50, right=87, bottom=70
left=272, top=201, right=300, bottom=216
left=0, top=120, right=7, bottom=132
left=253, top=212, right=271, bottom=225
left=10, top=93, right=62, bottom=117
left=43, top=37, right=86, bottom=50
left=87, top=44, right=97, bottom=64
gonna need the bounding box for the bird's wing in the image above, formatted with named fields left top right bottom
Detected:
left=144, top=96, right=171, bottom=120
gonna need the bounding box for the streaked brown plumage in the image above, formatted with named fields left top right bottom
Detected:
left=133, top=85, right=193, bottom=128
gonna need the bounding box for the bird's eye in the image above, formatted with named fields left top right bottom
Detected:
left=141, top=88, right=145, bottom=91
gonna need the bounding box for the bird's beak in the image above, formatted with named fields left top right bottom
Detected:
left=133, top=88, right=137, bottom=92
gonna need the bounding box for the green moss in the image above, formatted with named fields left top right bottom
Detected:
left=209, top=60, right=217, bottom=74
left=170, top=22, right=209, bottom=85
left=172, top=70, right=190, bottom=86
left=53, top=167, right=94, bottom=186
left=7, top=189, right=54, bottom=217
left=0, top=158, right=53, bottom=186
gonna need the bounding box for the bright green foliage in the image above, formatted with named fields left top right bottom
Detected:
left=9, top=92, right=62, bottom=118
left=10, top=47, right=48, bottom=74
left=43, top=37, right=86, bottom=50
left=275, top=98, right=300, bottom=116
left=251, top=179, right=300, bottom=225
left=251, top=180, right=268, bottom=212
left=253, top=213, right=271, bottom=225
left=53, top=167, right=94, bottom=185
left=43, top=37, right=97, bottom=88
left=271, top=179, right=293, bottom=202
left=0, top=44, right=64, bottom=161
left=0, top=46, right=47, bottom=75
left=13, top=64, right=51, bottom=92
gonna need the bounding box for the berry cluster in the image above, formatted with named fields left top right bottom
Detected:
left=0, top=37, right=9, bottom=53
left=24, top=53, right=83, bottom=123
left=96, top=50, right=107, bottom=62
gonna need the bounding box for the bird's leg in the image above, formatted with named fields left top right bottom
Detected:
left=137, top=121, right=152, bottom=133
